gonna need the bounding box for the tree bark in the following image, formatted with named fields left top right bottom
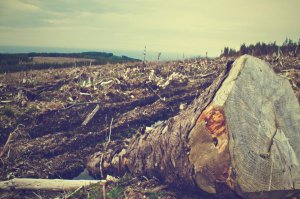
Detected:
left=96, top=55, right=300, bottom=198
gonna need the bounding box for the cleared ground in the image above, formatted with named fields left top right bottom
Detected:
left=0, top=55, right=299, bottom=198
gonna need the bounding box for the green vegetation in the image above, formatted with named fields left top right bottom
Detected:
left=222, top=38, right=300, bottom=57
left=107, top=186, right=125, bottom=199
left=86, top=186, right=102, bottom=199
left=61, top=174, right=134, bottom=199
left=148, top=192, right=164, bottom=199
left=0, top=52, right=140, bottom=73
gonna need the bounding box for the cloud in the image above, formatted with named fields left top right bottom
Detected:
left=0, top=0, right=299, bottom=56
left=0, top=0, right=40, bottom=12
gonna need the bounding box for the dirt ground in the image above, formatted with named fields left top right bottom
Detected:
left=0, top=55, right=299, bottom=198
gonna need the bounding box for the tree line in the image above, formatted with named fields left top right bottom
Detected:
left=221, top=38, right=300, bottom=57
left=0, top=52, right=140, bottom=73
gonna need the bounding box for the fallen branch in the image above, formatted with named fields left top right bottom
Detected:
left=32, top=191, right=43, bottom=199
left=62, top=102, right=101, bottom=110
left=146, top=84, right=165, bottom=101
left=0, top=133, right=14, bottom=158
left=64, top=186, right=83, bottom=199
left=105, top=117, right=114, bottom=151
left=102, top=182, right=107, bottom=199
left=137, top=185, right=168, bottom=194
left=100, top=117, right=114, bottom=178
left=0, top=100, right=13, bottom=103
left=194, top=71, right=216, bottom=78
left=0, top=125, right=24, bottom=158
left=0, top=178, right=105, bottom=191
left=82, top=104, right=100, bottom=126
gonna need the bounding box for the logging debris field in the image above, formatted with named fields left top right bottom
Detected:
left=0, top=55, right=299, bottom=199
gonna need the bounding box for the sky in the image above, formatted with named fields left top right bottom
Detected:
left=0, top=0, right=299, bottom=57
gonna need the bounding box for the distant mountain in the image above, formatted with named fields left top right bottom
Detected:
left=0, top=51, right=141, bottom=73
left=0, top=46, right=197, bottom=61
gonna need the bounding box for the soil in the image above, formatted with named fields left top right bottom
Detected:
left=0, top=55, right=299, bottom=198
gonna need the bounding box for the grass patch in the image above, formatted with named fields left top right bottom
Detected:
left=64, top=175, right=134, bottom=199
left=107, top=174, right=132, bottom=199
left=148, top=191, right=164, bottom=199
left=107, top=186, right=125, bottom=199
left=87, top=186, right=102, bottom=199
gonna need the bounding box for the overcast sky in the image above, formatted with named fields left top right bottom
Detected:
left=0, top=0, right=299, bottom=56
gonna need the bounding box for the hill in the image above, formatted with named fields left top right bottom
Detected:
left=0, top=52, right=140, bottom=73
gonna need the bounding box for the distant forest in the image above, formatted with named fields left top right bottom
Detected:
left=0, top=52, right=140, bottom=73
left=221, top=38, right=300, bottom=57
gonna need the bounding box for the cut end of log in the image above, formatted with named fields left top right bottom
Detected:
left=189, top=55, right=300, bottom=198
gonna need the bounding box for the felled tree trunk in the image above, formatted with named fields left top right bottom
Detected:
left=92, top=55, right=300, bottom=198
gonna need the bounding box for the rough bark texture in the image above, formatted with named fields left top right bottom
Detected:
left=120, top=55, right=300, bottom=198
left=124, top=63, right=231, bottom=191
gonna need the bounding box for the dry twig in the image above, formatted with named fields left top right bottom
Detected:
left=134, top=185, right=168, bottom=194
left=0, top=125, right=24, bottom=158
left=62, top=102, right=101, bottom=110
left=146, top=84, right=165, bottom=101
left=100, top=118, right=114, bottom=178
left=64, top=186, right=83, bottom=199
left=102, top=182, right=107, bottom=199
left=82, top=104, right=100, bottom=126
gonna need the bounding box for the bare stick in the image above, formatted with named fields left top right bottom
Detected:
left=82, top=104, right=100, bottom=126
left=196, top=71, right=216, bottom=78
left=0, top=125, right=23, bottom=158
left=0, top=133, right=13, bottom=158
left=105, top=117, right=114, bottom=151
left=62, top=102, right=101, bottom=110
left=0, top=178, right=104, bottom=191
left=32, top=192, right=43, bottom=199
left=0, top=100, right=13, bottom=103
left=99, top=154, right=104, bottom=179
left=134, top=185, right=168, bottom=193
left=146, top=84, right=165, bottom=101
left=100, top=117, right=114, bottom=178
left=102, top=183, right=107, bottom=199
left=65, top=186, right=83, bottom=199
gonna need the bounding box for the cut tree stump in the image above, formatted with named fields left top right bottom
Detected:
left=98, top=55, right=300, bottom=199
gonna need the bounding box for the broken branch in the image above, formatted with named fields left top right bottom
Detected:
left=81, top=104, right=100, bottom=126
left=0, top=178, right=104, bottom=191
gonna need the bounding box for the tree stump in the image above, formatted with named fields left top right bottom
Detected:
left=96, top=55, right=300, bottom=198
